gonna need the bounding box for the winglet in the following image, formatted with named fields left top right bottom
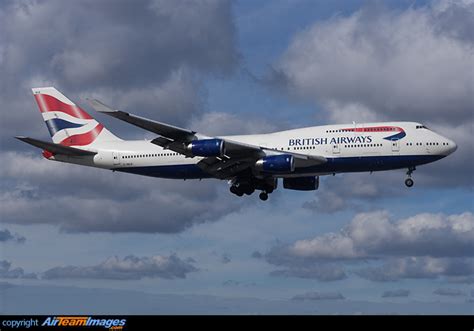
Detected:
left=87, top=98, right=118, bottom=113
left=86, top=100, right=196, bottom=141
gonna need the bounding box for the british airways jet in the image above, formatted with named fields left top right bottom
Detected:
left=17, top=87, right=457, bottom=201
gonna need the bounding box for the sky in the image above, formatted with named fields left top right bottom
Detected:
left=0, top=0, right=473, bottom=314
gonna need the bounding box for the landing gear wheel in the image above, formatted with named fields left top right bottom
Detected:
left=244, top=187, right=255, bottom=196
left=230, top=186, right=244, bottom=197
left=259, top=192, right=269, bottom=201
left=405, top=178, right=414, bottom=187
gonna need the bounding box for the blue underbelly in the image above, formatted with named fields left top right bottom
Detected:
left=116, top=164, right=212, bottom=179
left=294, top=154, right=445, bottom=174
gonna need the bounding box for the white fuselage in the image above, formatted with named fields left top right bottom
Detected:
left=49, top=121, right=457, bottom=180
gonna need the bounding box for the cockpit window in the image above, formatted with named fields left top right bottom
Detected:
left=416, top=125, right=429, bottom=129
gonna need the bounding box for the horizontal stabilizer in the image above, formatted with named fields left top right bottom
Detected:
left=15, top=136, right=97, bottom=156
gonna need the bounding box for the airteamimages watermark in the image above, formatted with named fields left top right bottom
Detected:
left=42, top=316, right=126, bottom=329
left=1, top=317, right=127, bottom=330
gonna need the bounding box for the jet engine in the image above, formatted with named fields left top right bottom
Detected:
left=283, top=176, right=319, bottom=191
left=255, top=155, right=295, bottom=173
left=186, top=139, right=225, bottom=157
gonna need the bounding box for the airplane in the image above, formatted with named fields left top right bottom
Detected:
left=16, top=87, right=457, bottom=201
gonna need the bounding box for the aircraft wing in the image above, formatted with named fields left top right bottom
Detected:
left=88, top=98, right=264, bottom=158
left=87, top=99, right=196, bottom=142
left=15, top=136, right=97, bottom=156
left=88, top=99, right=326, bottom=178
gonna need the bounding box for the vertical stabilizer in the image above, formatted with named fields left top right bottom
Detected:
left=32, top=87, right=121, bottom=146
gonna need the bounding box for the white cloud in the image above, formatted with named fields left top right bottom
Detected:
left=0, top=0, right=240, bottom=148
left=273, top=1, right=474, bottom=124
left=322, top=101, right=379, bottom=125
left=190, top=112, right=280, bottom=136
left=0, top=152, right=241, bottom=233
left=263, top=210, right=474, bottom=281
left=286, top=211, right=474, bottom=259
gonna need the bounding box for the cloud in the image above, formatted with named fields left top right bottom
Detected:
left=414, top=122, right=474, bottom=187
left=316, top=101, right=379, bottom=125
left=262, top=211, right=474, bottom=281
left=303, top=191, right=351, bottom=214
left=381, top=289, right=410, bottom=298
left=90, top=69, right=205, bottom=127
left=268, top=211, right=474, bottom=261
left=42, top=254, right=198, bottom=280
left=270, top=1, right=473, bottom=125
left=190, top=111, right=280, bottom=136
left=0, top=260, right=37, bottom=279
left=0, top=0, right=240, bottom=148
left=433, top=288, right=466, bottom=297
left=291, top=291, right=345, bottom=301
left=1, top=0, right=238, bottom=88
left=356, top=257, right=474, bottom=282
left=0, top=1, right=247, bottom=234
left=251, top=251, right=263, bottom=259
left=302, top=172, right=407, bottom=214
left=0, top=152, right=241, bottom=233
left=0, top=229, right=25, bottom=243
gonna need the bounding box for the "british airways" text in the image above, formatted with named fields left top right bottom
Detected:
left=289, top=136, right=373, bottom=146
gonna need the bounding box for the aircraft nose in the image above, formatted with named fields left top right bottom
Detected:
left=451, top=140, right=457, bottom=153
left=447, top=139, right=457, bottom=154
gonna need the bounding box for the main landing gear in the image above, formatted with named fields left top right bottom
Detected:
left=405, top=166, right=416, bottom=188
left=230, top=185, right=271, bottom=201
left=229, top=177, right=276, bottom=201
left=230, top=185, right=244, bottom=197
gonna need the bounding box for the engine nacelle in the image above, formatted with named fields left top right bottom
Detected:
left=186, top=139, right=225, bottom=157
left=283, top=176, right=319, bottom=191
left=255, top=155, right=295, bottom=173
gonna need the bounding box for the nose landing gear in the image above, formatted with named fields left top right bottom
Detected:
left=259, top=192, right=269, bottom=201
left=405, top=167, right=416, bottom=187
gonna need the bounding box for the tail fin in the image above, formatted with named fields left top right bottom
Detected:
left=32, top=87, right=121, bottom=146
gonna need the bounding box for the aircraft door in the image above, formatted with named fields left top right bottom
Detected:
left=391, top=140, right=400, bottom=154
left=332, top=144, right=340, bottom=154
left=112, top=151, right=121, bottom=165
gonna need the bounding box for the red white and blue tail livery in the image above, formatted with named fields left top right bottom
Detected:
left=17, top=87, right=457, bottom=201
left=32, top=87, right=120, bottom=146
